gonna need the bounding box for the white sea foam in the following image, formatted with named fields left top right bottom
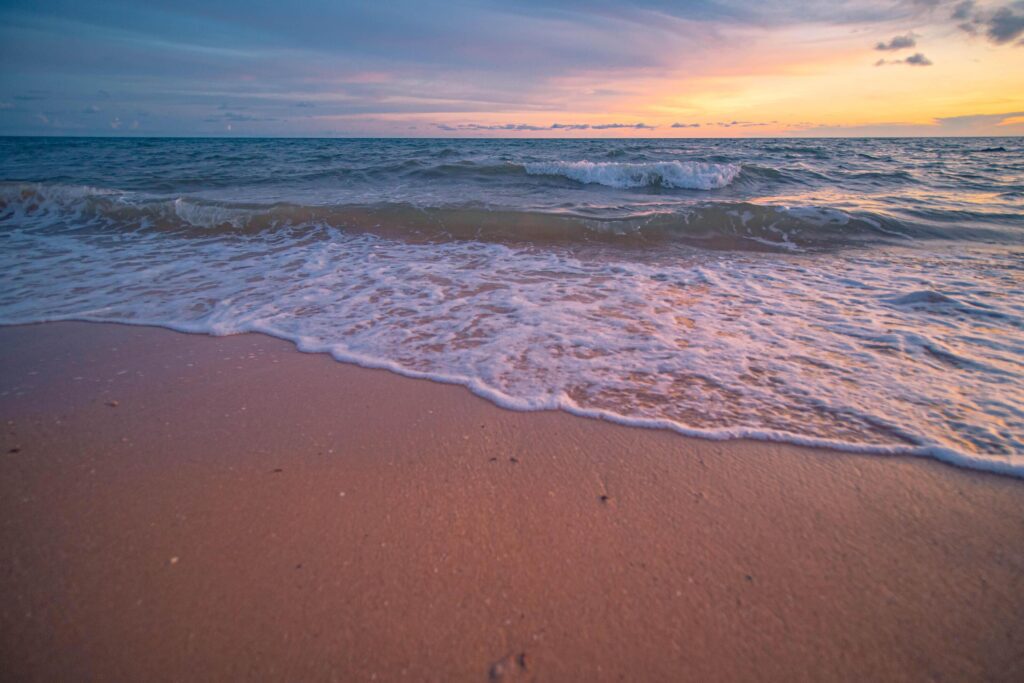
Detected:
left=523, top=160, right=742, bottom=190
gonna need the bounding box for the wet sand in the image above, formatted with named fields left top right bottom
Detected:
left=1, top=321, right=1022, bottom=682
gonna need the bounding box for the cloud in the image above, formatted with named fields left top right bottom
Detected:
left=590, top=122, right=655, bottom=129
left=436, top=123, right=548, bottom=131
left=435, top=121, right=656, bottom=132
left=987, top=5, right=1024, bottom=42
left=797, top=110, right=1024, bottom=136
left=875, top=52, right=933, bottom=65
left=715, top=120, right=774, bottom=127
left=951, top=0, right=975, bottom=20
left=905, top=52, right=934, bottom=64
left=223, top=112, right=274, bottom=122
left=670, top=120, right=779, bottom=128
left=954, top=1, right=1024, bottom=44
left=205, top=111, right=278, bottom=123
left=935, top=110, right=1024, bottom=128
left=875, top=33, right=917, bottom=50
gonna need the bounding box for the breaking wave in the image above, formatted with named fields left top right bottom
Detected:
left=522, top=160, right=742, bottom=189
left=1, top=182, right=921, bottom=252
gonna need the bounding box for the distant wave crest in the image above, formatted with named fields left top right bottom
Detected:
left=522, top=160, right=742, bottom=190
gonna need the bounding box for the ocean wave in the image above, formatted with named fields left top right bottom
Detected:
left=882, top=289, right=1020, bottom=323
left=734, top=164, right=829, bottom=186
left=760, top=144, right=832, bottom=159
left=0, top=182, right=915, bottom=252
left=522, top=160, right=742, bottom=190
left=847, top=170, right=917, bottom=183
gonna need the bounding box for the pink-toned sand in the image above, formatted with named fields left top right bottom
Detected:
left=1, top=322, right=1022, bottom=681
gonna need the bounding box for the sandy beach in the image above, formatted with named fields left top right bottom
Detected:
left=1, top=321, right=1022, bottom=681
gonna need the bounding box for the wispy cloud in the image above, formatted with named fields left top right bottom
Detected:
left=436, top=123, right=549, bottom=131
left=435, top=122, right=656, bottom=132
left=716, top=120, right=775, bottom=127
left=591, top=122, right=655, bottom=130
left=206, top=111, right=278, bottom=123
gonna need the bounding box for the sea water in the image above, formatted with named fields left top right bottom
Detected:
left=1, top=137, right=1022, bottom=474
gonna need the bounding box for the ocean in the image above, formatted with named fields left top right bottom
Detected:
left=1, top=136, right=1022, bottom=475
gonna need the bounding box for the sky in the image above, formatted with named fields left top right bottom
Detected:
left=1, top=0, right=1023, bottom=137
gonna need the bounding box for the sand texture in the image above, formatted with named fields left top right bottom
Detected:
left=1, top=322, right=1023, bottom=681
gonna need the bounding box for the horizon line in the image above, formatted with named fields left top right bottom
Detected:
left=1, top=134, right=1021, bottom=141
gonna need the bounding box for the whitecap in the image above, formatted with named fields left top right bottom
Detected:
left=523, top=160, right=741, bottom=190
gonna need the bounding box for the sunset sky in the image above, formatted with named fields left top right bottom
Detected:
left=2, top=0, right=1023, bottom=137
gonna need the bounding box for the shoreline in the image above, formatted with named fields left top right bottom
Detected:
left=2, top=321, right=1023, bottom=681
left=4, top=318, right=1017, bottom=479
